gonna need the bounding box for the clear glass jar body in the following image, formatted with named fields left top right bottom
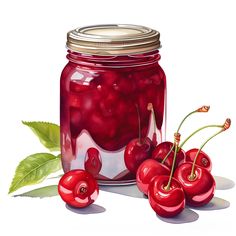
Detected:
left=60, top=50, right=166, bottom=184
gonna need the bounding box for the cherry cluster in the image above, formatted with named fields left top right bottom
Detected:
left=136, top=105, right=231, bottom=217
left=57, top=105, right=231, bottom=218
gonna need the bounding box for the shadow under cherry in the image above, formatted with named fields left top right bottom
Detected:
left=157, top=208, right=199, bottom=224
left=66, top=203, right=106, bottom=214
left=191, top=197, right=230, bottom=211
left=214, top=176, right=235, bottom=190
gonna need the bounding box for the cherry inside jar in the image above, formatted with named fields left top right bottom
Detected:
left=60, top=24, right=166, bottom=184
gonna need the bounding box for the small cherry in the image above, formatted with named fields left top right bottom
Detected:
left=136, top=159, right=170, bottom=195
left=152, top=105, right=210, bottom=169
left=183, top=119, right=229, bottom=172
left=84, top=147, right=102, bottom=177
left=179, top=121, right=225, bottom=171
left=148, top=133, right=185, bottom=217
left=174, top=118, right=231, bottom=206
left=124, top=104, right=152, bottom=174
left=58, top=169, right=99, bottom=208
left=185, top=149, right=212, bottom=172
left=147, top=103, right=158, bottom=147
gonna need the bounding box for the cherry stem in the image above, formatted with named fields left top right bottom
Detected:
left=189, top=118, right=231, bottom=179
left=177, top=105, right=210, bottom=133
left=161, top=145, right=174, bottom=164
left=135, top=104, right=142, bottom=144
left=147, top=103, right=157, bottom=146
left=147, top=103, right=157, bottom=133
left=165, top=133, right=180, bottom=191
left=179, top=124, right=223, bottom=149
left=161, top=105, right=210, bottom=164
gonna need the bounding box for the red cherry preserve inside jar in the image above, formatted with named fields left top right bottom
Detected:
left=60, top=24, right=166, bottom=185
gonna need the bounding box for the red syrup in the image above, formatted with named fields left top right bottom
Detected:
left=61, top=51, right=166, bottom=184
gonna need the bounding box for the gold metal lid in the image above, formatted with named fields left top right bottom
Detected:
left=66, top=24, right=161, bottom=55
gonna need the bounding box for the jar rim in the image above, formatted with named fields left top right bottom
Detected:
left=66, top=24, right=161, bottom=56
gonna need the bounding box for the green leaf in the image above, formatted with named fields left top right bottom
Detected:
left=22, top=121, right=60, bottom=151
left=14, top=185, right=58, bottom=198
left=9, top=153, right=61, bottom=194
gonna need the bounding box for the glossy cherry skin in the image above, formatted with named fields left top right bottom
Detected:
left=148, top=175, right=185, bottom=218
left=136, top=159, right=170, bottom=195
left=124, top=137, right=153, bottom=174
left=58, top=169, right=99, bottom=208
left=152, top=141, right=185, bottom=169
left=185, top=148, right=212, bottom=172
left=84, top=147, right=102, bottom=177
left=174, top=162, right=215, bottom=207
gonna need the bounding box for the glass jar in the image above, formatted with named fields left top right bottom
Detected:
left=60, top=24, right=166, bottom=185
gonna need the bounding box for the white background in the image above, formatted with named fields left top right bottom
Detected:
left=0, top=0, right=236, bottom=235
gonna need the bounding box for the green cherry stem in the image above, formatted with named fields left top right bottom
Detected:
left=176, top=105, right=210, bottom=133
left=178, top=124, right=223, bottom=149
left=135, top=104, right=142, bottom=144
left=161, top=105, right=210, bottom=164
left=161, top=146, right=174, bottom=164
left=189, top=118, right=231, bottom=180
left=165, top=133, right=181, bottom=190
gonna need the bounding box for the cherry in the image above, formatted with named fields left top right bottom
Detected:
left=182, top=119, right=230, bottom=172
left=84, top=148, right=102, bottom=177
left=174, top=119, right=231, bottom=206
left=152, top=105, right=210, bottom=169
left=148, top=175, right=185, bottom=217
left=58, top=169, right=99, bottom=208
left=136, top=159, right=170, bottom=195
left=124, top=137, right=152, bottom=174
left=124, top=104, right=152, bottom=174
left=148, top=134, right=185, bottom=217
left=174, top=163, right=215, bottom=207
left=152, top=141, right=185, bottom=169
left=185, top=149, right=212, bottom=172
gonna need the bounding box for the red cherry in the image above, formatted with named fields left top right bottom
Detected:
left=136, top=159, right=170, bottom=195
left=152, top=141, right=185, bottom=169
left=124, top=137, right=152, bottom=174
left=174, top=162, right=215, bottom=206
left=148, top=175, right=185, bottom=218
left=58, top=169, right=99, bottom=208
left=185, top=148, right=212, bottom=172
left=84, top=148, right=102, bottom=177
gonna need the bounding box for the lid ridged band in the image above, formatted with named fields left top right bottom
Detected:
left=66, top=24, right=161, bottom=55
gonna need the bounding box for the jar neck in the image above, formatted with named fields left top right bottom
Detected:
left=67, top=50, right=161, bottom=68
